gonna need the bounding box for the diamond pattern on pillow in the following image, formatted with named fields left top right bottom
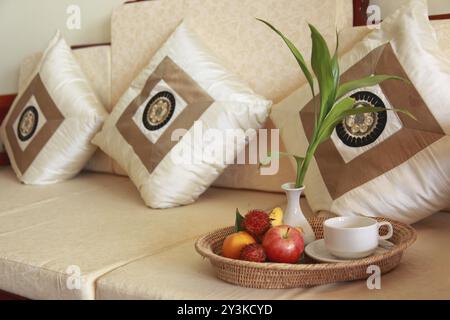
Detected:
left=116, top=56, right=214, bottom=174
left=0, top=32, right=107, bottom=184
left=329, top=86, right=404, bottom=163
left=300, top=44, right=445, bottom=200
left=92, top=22, right=271, bottom=208
left=5, top=74, right=64, bottom=175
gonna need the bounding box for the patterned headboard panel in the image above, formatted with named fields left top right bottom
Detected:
left=111, top=0, right=353, bottom=105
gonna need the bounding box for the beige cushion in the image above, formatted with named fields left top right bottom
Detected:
left=93, top=22, right=272, bottom=209
left=338, top=22, right=450, bottom=216
left=95, top=211, right=450, bottom=299
left=0, top=32, right=107, bottom=184
left=271, top=1, right=450, bottom=224
left=0, top=167, right=286, bottom=299
left=213, top=119, right=296, bottom=193
left=108, top=0, right=342, bottom=191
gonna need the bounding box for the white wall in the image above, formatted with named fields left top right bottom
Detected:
left=370, top=0, right=450, bottom=18
left=0, top=0, right=123, bottom=95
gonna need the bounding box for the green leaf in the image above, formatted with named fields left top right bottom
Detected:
left=316, top=97, right=355, bottom=144
left=317, top=105, right=416, bottom=144
left=340, top=106, right=417, bottom=122
left=330, top=30, right=340, bottom=103
left=334, top=29, right=340, bottom=58
left=329, top=54, right=340, bottom=115
left=235, top=209, right=245, bottom=232
left=257, top=19, right=316, bottom=99
left=324, top=97, right=356, bottom=127
left=336, top=75, right=407, bottom=100
left=309, top=24, right=335, bottom=123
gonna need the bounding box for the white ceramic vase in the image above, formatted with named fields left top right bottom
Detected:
left=282, top=183, right=316, bottom=245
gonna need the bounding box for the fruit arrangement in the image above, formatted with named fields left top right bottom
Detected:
left=222, top=208, right=305, bottom=264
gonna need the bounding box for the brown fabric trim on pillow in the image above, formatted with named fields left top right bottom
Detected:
left=300, top=43, right=445, bottom=199
left=5, top=74, right=64, bottom=174
left=116, top=56, right=214, bottom=173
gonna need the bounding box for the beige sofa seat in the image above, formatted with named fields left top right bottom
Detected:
left=0, top=167, right=286, bottom=299
left=95, top=211, right=450, bottom=300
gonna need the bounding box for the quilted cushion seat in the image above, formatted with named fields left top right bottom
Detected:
left=0, top=167, right=286, bottom=299
left=1, top=165, right=449, bottom=300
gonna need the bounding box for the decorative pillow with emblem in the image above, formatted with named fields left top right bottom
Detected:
left=0, top=32, right=107, bottom=184
left=92, top=22, right=271, bottom=209
left=271, top=0, right=450, bottom=224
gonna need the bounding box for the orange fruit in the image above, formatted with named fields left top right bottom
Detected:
left=222, top=231, right=257, bottom=259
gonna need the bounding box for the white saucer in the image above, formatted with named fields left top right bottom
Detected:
left=304, top=239, right=394, bottom=263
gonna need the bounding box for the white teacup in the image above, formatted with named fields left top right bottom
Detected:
left=323, top=216, right=394, bottom=259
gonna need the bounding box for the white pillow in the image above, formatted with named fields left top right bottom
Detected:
left=271, top=0, right=450, bottom=224
left=92, top=22, right=271, bottom=208
left=0, top=32, right=107, bottom=184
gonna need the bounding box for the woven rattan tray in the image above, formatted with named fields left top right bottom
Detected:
left=195, top=217, right=417, bottom=289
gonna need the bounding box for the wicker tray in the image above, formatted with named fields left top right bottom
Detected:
left=195, top=217, right=417, bottom=289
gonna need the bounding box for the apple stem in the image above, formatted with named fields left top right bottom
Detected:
left=284, top=227, right=290, bottom=239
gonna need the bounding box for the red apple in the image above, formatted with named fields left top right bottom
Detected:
left=262, top=225, right=304, bottom=264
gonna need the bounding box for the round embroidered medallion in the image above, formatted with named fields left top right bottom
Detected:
left=17, top=106, right=39, bottom=142
left=336, top=91, right=387, bottom=148
left=143, top=91, right=176, bottom=131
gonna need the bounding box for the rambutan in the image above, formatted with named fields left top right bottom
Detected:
left=242, top=209, right=271, bottom=239
left=240, top=243, right=267, bottom=262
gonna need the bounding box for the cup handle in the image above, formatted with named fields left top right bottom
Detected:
left=377, top=221, right=394, bottom=240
